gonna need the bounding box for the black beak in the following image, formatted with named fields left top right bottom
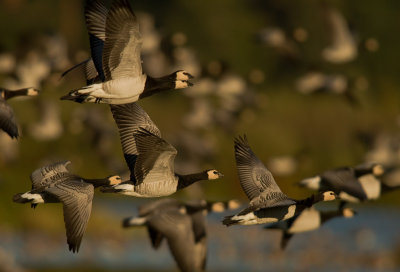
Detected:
left=185, top=72, right=195, bottom=79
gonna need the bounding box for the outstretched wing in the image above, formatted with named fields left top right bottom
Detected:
left=85, top=0, right=108, bottom=80
left=234, top=135, right=291, bottom=207
left=45, top=179, right=94, bottom=253
left=321, top=167, right=367, bottom=200
left=102, top=0, right=143, bottom=80
left=134, top=128, right=177, bottom=185
left=0, top=99, right=18, bottom=139
left=30, top=161, right=72, bottom=190
left=110, top=103, right=161, bottom=182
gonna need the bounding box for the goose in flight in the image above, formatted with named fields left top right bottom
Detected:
left=0, top=87, right=39, bottom=138
left=101, top=102, right=223, bottom=197
left=321, top=6, right=357, bottom=63
left=264, top=204, right=356, bottom=249
left=123, top=198, right=240, bottom=272
left=299, top=163, right=386, bottom=202
left=61, top=0, right=193, bottom=104
left=223, top=136, right=337, bottom=226
left=13, top=161, right=122, bottom=253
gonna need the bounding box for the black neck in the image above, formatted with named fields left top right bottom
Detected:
left=295, top=194, right=318, bottom=207
left=4, top=88, right=30, bottom=100
left=83, top=177, right=109, bottom=188
left=176, top=171, right=208, bottom=191
left=354, top=168, right=373, bottom=178
left=140, top=75, right=176, bottom=99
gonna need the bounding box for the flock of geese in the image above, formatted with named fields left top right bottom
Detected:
left=1, top=0, right=398, bottom=271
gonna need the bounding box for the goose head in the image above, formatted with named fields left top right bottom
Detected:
left=107, top=175, right=122, bottom=185
left=174, top=80, right=193, bottom=89
left=206, top=169, right=224, bottom=180
left=342, top=207, right=357, bottom=218
left=372, top=164, right=384, bottom=176
left=26, top=87, right=40, bottom=96
left=175, top=70, right=194, bottom=81
left=319, top=191, right=338, bottom=201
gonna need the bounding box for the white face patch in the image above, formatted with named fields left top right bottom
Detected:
left=299, top=176, right=321, bottom=190
left=109, top=175, right=122, bottom=185
left=322, top=191, right=336, bottom=201
left=175, top=80, right=189, bottom=89
left=27, top=88, right=39, bottom=96
left=372, top=165, right=384, bottom=176
left=176, top=71, right=191, bottom=81
left=207, top=170, right=221, bottom=180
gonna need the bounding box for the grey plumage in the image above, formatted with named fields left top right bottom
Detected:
left=264, top=205, right=356, bottom=249
left=13, top=161, right=121, bottom=253
left=223, top=135, right=337, bottom=226
left=123, top=199, right=237, bottom=272
left=102, top=103, right=222, bottom=197
left=0, top=87, right=40, bottom=139
left=299, top=163, right=385, bottom=202
left=61, top=0, right=193, bottom=104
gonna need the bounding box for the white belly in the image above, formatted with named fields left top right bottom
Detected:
left=233, top=205, right=297, bottom=225
left=104, top=76, right=146, bottom=96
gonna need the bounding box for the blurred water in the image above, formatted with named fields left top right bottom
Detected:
left=1, top=202, right=400, bottom=272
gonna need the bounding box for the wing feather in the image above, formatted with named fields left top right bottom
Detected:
left=134, top=128, right=177, bottom=185
left=0, top=99, right=18, bottom=139
left=30, top=161, right=72, bottom=190
left=234, top=136, right=285, bottom=200
left=45, top=179, right=94, bottom=253
left=102, top=0, right=142, bottom=80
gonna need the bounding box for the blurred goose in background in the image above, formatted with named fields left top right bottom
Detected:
left=264, top=204, right=356, bottom=249
left=123, top=198, right=240, bottom=272
left=13, top=161, right=122, bottom=253
left=0, top=87, right=39, bottom=139
left=257, top=27, right=299, bottom=59
left=28, top=100, right=63, bottom=141
left=223, top=135, right=337, bottom=226
left=101, top=103, right=223, bottom=197
left=321, top=5, right=357, bottom=63
left=299, top=163, right=385, bottom=202
left=61, top=0, right=193, bottom=104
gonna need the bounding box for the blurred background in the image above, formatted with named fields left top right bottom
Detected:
left=0, top=0, right=400, bottom=271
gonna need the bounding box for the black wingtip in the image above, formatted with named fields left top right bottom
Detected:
left=60, top=93, right=86, bottom=103
left=222, top=215, right=237, bottom=227
left=13, top=193, right=29, bottom=203
left=122, top=217, right=132, bottom=228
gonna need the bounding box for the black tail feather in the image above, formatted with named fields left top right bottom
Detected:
left=222, top=215, right=238, bottom=227
left=13, top=193, right=30, bottom=203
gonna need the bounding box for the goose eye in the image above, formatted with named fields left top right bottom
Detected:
left=213, top=171, right=218, bottom=175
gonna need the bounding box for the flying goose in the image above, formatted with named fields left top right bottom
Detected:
left=0, top=87, right=39, bottom=139
left=122, top=198, right=240, bottom=272
left=321, top=5, right=357, bottom=63
left=61, top=0, right=193, bottom=104
left=101, top=102, right=223, bottom=197
left=264, top=204, right=356, bottom=249
left=13, top=161, right=122, bottom=253
left=299, top=163, right=385, bottom=202
left=222, top=135, right=337, bottom=226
